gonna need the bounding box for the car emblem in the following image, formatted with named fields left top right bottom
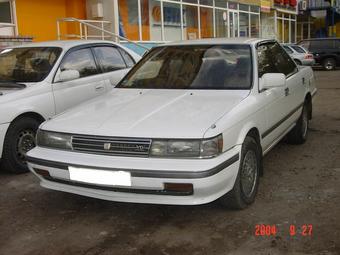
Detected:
left=136, top=145, right=144, bottom=151
left=103, top=143, right=111, bottom=150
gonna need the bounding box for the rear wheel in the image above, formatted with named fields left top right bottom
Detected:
left=287, top=103, right=309, bottom=144
left=322, top=58, right=336, bottom=71
left=1, top=117, right=41, bottom=174
left=220, top=136, right=260, bottom=209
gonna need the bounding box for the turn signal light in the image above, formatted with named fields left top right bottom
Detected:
left=34, top=168, right=51, bottom=178
left=164, top=183, right=193, bottom=194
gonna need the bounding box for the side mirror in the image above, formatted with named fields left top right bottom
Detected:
left=57, top=70, right=80, bottom=82
left=259, top=73, right=286, bottom=91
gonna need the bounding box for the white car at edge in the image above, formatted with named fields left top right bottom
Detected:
left=27, top=38, right=316, bottom=209
left=0, top=40, right=141, bottom=173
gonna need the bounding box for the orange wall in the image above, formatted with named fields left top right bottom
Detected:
left=16, top=0, right=86, bottom=41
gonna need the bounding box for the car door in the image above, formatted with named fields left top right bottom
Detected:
left=273, top=43, right=305, bottom=119
left=257, top=42, right=299, bottom=148
left=52, top=47, right=107, bottom=114
left=92, top=45, right=135, bottom=90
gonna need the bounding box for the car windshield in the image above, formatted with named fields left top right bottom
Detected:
left=117, top=45, right=252, bottom=90
left=0, top=47, right=62, bottom=83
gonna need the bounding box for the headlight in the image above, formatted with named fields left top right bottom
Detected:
left=36, top=129, right=72, bottom=150
left=150, top=134, right=223, bottom=158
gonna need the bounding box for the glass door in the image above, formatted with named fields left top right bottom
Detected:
left=229, top=11, right=239, bottom=37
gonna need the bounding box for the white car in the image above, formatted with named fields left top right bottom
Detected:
left=281, top=44, right=315, bottom=66
left=27, top=38, right=316, bottom=209
left=0, top=40, right=141, bottom=173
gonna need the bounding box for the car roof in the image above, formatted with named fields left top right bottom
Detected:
left=159, top=38, right=273, bottom=47
left=8, top=40, right=121, bottom=51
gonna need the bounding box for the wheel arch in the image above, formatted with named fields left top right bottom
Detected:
left=11, top=112, right=46, bottom=125
left=233, top=123, right=263, bottom=175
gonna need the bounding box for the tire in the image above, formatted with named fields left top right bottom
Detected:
left=287, top=103, right=309, bottom=145
left=322, top=58, right=336, bottom=71
left=1, top=117, right=41, bottom=174
left=294, top=59, right=302, bottom=66
left=219, top=136, right=261, bottom=209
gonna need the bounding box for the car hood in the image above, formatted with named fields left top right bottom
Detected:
left=42, top=89, right=249, bottom=138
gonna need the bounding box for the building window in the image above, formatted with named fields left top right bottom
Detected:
left=215, top=9, right=228, bottom=38
left=200, top=7, right=213, bottom=38
left=119, top=0, right=140, bottom=40
left=163, top=1, right=182, bottom=41
left=0, top=2, right=11, bottom=23
left=239, top=12, right=249, bottom=37
left=250, top=14, right=260, bottom=37
left=183, top=4, right=198, bottom=40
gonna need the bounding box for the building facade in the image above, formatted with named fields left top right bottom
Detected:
left=2, top=0, right=337, bottom=46
left=117, top=0, right=297, bottom=43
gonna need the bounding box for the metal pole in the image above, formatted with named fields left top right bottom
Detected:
left=79, top=22, right=83, bottom=39
left=57, top=20, right=61, bottom=40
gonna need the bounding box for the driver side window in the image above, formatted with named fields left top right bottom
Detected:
left=257, top=42, right=297, bottom=78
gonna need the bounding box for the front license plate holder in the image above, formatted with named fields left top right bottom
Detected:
left=68, top=166, right=131, bottom=187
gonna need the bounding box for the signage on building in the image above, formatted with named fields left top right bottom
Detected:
left=273, top=0, right=297, bottom=12
left=261, top=0, right=271, bottom=12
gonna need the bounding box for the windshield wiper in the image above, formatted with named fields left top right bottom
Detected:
left=0, top=81, right=26, bottom=89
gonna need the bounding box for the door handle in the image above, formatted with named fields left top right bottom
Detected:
left=284, top=87, right=289, bottom=96
left=95, top=85, right=104, bottom=91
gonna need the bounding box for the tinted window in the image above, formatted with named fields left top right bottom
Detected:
left=335, top=40, right=340, bottom=49
left=283, top=46, right=294, bottom=54
left=310, top=40, right=334, bottom=50
left=93, top=46, right=127, bottom=73
left=0, top=2, right=11, bottom=23
left=0, top=47, right=61, bottom=82
left=258, top=43, right=297, bottom=77
left=291, top=45, right=306, bottom=53
left=60, top=48, right=98, bottom=78
left=117, top=45, right=252, bottom=90
left=118, top=48, right=135, bottom=68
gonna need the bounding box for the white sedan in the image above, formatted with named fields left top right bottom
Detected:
left=27, top=38, right=316, bottom=209
left=0, top=40, right=141, bottom=173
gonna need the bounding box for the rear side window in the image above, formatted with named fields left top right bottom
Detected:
left=291, top=45, right=306, bottom=53
left=258, top=42, right=297, bottom=77
left=299, top=40, right=310, bottom=51
left=310, top=40, right=334, bottom=50
left=118, top=48, right=135, bottom=68
left=93, top=46, right=127, bottom=73
left=60, top=48, right=98, bottom=78
left=283, top=46, right=294, bottom=54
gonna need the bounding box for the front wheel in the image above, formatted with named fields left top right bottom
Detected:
left=1, top=117, right=41, bottom=174
left=219, top=136, right=261, bottom=209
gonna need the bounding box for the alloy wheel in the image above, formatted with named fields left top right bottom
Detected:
left=240, top=150, right=258, bottom=198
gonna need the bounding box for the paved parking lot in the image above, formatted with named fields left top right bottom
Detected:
left=0, top=70, right=339, bottom=255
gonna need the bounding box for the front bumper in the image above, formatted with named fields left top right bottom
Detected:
left=27, top=145, right=241, bottom=205
left=0, top=123, right=10, bottom=159
left=301, top=59, right=315, bottom=66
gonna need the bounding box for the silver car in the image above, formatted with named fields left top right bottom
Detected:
left=282, top=44, right=315, bottom=66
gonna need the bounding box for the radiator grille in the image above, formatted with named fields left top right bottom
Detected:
left=72, top=135, right=151, bottom=157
